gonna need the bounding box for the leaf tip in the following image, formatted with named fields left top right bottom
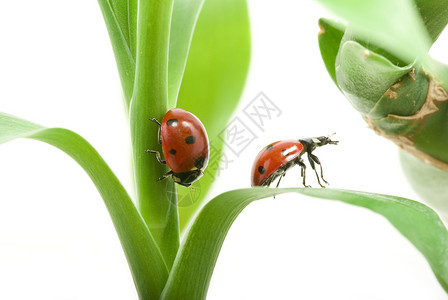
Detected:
left=318, top=20, right=325, bottom=35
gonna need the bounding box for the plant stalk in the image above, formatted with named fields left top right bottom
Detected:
left=130, top=0, right=179, bottom=269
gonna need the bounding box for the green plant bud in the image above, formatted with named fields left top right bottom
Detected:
left=369, top=67, right=429, bottom=119
left=319, top=17, right=448, bottom=218
left=334, top=37, right=448, bottom=169
left=336, top=41, right=426, bottom=119
left=367, top=67, right=429, bottom=135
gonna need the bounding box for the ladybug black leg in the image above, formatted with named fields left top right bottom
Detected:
left=144, top=149, right=166, bottom=165
left=157, top=170, right=173, bottom=182
left=275, top=172, right=285, bottom=189
left=272, top=173, right=285, bottom=199
left=309, top=153, right=329, bottom=186
left=149, top=118, right=162, bottom=144
left=149, top=118, right=161, bottom=126
left=307, top=153, right=325, bottom=188
left=297, top=158, right=310, bottom=188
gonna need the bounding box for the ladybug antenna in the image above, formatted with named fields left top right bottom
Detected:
left=327, top=132, right=339, bottom=145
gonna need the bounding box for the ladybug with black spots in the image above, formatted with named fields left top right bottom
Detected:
left=251, top=134, right=338, bottom=188
left=145, top=108, right=209, bottom=187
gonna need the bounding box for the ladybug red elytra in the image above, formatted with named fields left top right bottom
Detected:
left=145, top=108, right=209, bottom=187
left=251, top=134, right=338, bottom=188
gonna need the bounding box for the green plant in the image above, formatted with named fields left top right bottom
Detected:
left=317, top=0, right=448, bottom=217
left=2, top=0, right=448, bottom=299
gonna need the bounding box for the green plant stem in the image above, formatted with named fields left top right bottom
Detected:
left=130, top=0, right=179, bottom=269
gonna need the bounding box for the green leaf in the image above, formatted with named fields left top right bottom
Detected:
left=318, top=18, right=346, bottom=87
left=0, top=113, right=168, bottom=299
left=400, top=150, right=448, bottom=217
left=412, top=100, right=448, bottom=166
left=98, top=0, right=136, bottom=106
left=99, top=0, right=208, bottom=109
left=108, top=0, right=138, bottom=57
left=130, top=0, right=180, bottom=269
left=168, top=0, right=205, bottom=107
left=415, top=0, right=448, bottom=42
left=369, top=66, right=428, bottom=120
left=176, top=0, right=251, bottom=231
left=316, top=1, right=448, bottom=86
left=366, top=65, right=430, bottom=135
left=315, top=0, right=432, bottom=67
left=162, top=187, right=448, bottom=299
left=335, top=41, right=413, bottom=115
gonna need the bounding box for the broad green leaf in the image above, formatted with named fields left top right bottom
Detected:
left=400, top=150, right=448, bottom=217
left=0, top=113, right=168, bottom=299
left=335, top=41, right=412, bottom=115
left=130, top=0, right=180, bottom=269
left=162, top=188, right=448, bottom=299
left=415, top=0, right=448, bottom=42
left=98, top=0, right=136, bottom=106
left=315, top=0, right=432, bottom=67
left=318, top=18, right=346, bottom=87
left=176, top=0, right=251, bottom=231
left=168, top=0, right=205, bottom=107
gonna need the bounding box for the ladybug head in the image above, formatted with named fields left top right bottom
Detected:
left=314, top=133, right=339, bottom=147
left=172, top=170, right=204, bottom=187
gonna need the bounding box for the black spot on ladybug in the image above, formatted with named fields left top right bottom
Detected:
left=194, top=156, right=206, bottom=169
left=167, top=119, right=178, bottom=126
left=169, top=149, right=177, bottom=155
left=281, top=149, right=290, bottom=156
left=258, top=166, right=266, bottom=174
left=185, top=136, right=196, bottom=144
left=265, top=145, right=274, bottom=150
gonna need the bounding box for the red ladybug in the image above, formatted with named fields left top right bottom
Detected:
left=145, top=108, right=209, bottom=187
left=251, top=135, right=338, bottom=188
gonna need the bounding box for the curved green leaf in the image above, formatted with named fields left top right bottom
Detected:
left=400, top=150, right=448, bottom=217
left=317, top=0, right=448, bottom=87
left=162, top=187, right=448, bottom=299
left=168, top=0, right=205, bottom=107
left=98, top=0, right=136, bottom=106
left=336, top=41, right=412, bottom=115
left=318, top=18, right=346, bottom=87
left=315, top=0, right=432, bottom=67
left=176, top=0, right=251, bottom=231
left=415, top=0, right=448, bottom=43
left=108, top=0, right=138, bottom=57
left=0, top=113, right=168, bottom=299
left=369, top=66, right=428, bottom=120
left=99, top=0, right=208, bottom=109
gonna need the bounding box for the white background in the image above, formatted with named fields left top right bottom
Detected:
left=1, top=0, right=448, bottom=299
